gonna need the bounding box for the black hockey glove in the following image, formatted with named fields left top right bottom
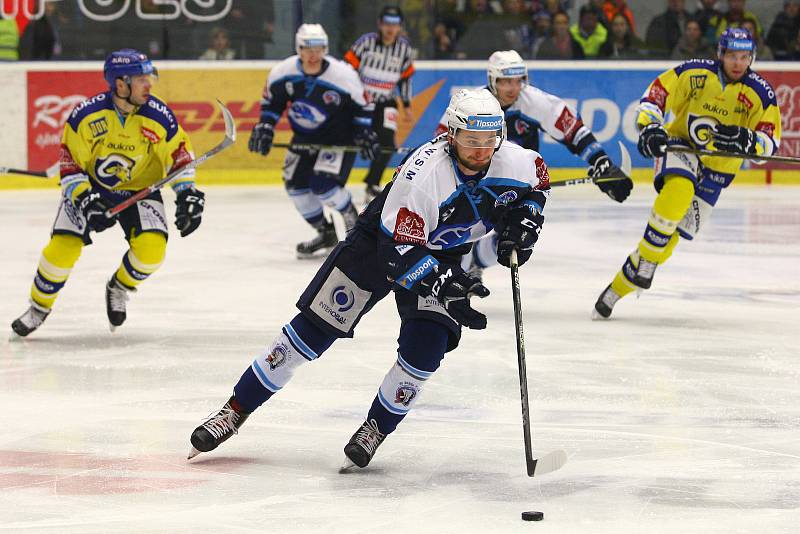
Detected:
left=419, top=265, right=490, bottom=330
left=174, top=187, right=205, bottom=237
left=712, top=124, right=757, bottom=155
left=354, top=128, right=381, bottom=161
left=589, top=153, right=633, bottom=203
left=75, top=190, right=116, bottom=233
left=637, top=122, right=668, bottom=159
left=248, top=122, right=274, bottom=156
left=494, top=207, right=544, bottom=268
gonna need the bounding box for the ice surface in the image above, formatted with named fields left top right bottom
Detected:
left=1, top=185, right=798, bottom=533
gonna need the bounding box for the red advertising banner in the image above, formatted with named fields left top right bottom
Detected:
left=27, top=71, right=105, bottom=170
left=761, top=70, right=800, bottom=168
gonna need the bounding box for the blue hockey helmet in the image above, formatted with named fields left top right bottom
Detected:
left=717, top=27, right=756, bottom=62
left=103, top=49, right=157, bottom=88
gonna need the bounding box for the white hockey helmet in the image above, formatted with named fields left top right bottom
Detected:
left=445, top=88, right=506, bottom=149
left=487, top=50, right=527, bottom=96
left=295, top=23, right=329, bottom=54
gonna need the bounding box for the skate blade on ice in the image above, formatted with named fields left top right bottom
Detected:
left=591, top=308, right=608, bottom=321
left=187, top=446, right=202, bottom=460
left=338, top=457, right=359, bottom=473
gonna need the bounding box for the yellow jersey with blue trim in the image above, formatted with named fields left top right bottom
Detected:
left=58, top=91, right=196, bottom=202
left=636, top=59, right=781, bottom=176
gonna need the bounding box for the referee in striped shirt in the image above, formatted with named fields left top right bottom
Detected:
left=344, top=5, right=415, bottom=202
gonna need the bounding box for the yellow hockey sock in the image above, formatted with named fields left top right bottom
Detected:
left=114, top=231, right=166, bottom=289
left=30, top=234, right=84, bottom=309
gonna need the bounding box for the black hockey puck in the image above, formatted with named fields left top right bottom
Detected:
left=521, top=511, right=544, bottom=521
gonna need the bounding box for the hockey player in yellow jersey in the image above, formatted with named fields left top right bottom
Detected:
left=594, top=28, right=781, bottom=319
left=11, top=49, right=205, bottom=336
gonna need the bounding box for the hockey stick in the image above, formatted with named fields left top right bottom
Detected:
left=509, top=248, right=568, bottom=477
left=667, top=145, right=800, bottom=164
left=271, top=142, right=411, bottom=155
left=0, top=162, right=60, bottom=179
left=549, top=140, right=632, bottom=187
left=105, top=100, right=236, bottom=217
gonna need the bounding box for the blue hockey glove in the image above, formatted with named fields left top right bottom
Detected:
left=637, top=122, right=668, bottom=159
left=174, top=187, right=205, bottom=237
left=354, top=128, right=381, bottom=161
left=712, top=124, right=757, bottom=155
left=75, top=190, right=116, bottom=233
left=494, top=207, right=544, bottom=268
left=589, top=153, right=633, bottom=203
left=248, top=122, right=274, bottom=156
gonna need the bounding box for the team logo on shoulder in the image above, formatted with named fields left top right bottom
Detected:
left=687, top=114, right=719, bottom=146
left=267, top=343, right=289, bottom=370
left=647, top=78, right=669, bottom=110
left=555, top=107, right=579, bottom=142
left=394, top=207, right=426, bottom=245
left=322, top=90, right=341, bottom=106
left=534, top=156, right=550, bottom=189
left=141, top=126, right=160, bottom=143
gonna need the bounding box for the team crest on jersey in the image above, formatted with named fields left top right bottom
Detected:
left=94, top=154, right=136, bottom=189
left=428, top=225, right=471, bottom=247
left=690, top=75, right=707, bottom=90
left=395, top=383, right=418, bottom=406
left=89, top=117, right=108, bottom=138
left=267, top=343, right=289, bottom=370
left=394, top=207, right=426, bottom=245
left=322, top=90, right=341, bottom=106
left=514, top=119, right=530, bottom=136
left=288, top=101, right=328, bottom=131
left=687, top=114, right=719, bottom=146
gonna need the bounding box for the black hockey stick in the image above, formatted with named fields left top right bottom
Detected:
left=667, top=145, right=800, bottom=164
left=549, top=140, right=632, bottom=188
left=510, top=248, right=568, bottom=477
left=105, top=99, right=236, bottom=217
left=0, top=162, right=60, bottom=178
left=271, top=142, right=411, bottom=155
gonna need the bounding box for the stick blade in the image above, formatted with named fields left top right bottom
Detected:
left=528, top=449, right=568, bottom=477
left=617, top=140, right=632, bottom=177
left=216, top=99, right=237, bottom=142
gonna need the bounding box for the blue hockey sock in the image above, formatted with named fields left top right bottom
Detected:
left=233, top=365, right=271, bottom=413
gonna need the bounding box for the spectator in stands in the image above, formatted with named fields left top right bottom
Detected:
left=588, top=0, right=611, bottom=29
left=535, top=11, right=585, bottom=59
left=599, top=13, right=644, bottom=58
left=531, top=10, right=553, bottom=52
left=199, top=27, right=236, bottom=60
left=533, top=0, right=568, bottom=19
left=432, top=21, right=457, bottom=58
left=670, top=18, right=715, bottom=59
left=0, top=15, right=19, bottom=61
left=645, top=0, right=690, bottom=58
left=570, top=5, right=607, bottom=58
left=602, top=0, right=636, bottom=36
left=706, top=0, right=762, bottom=41
left=19, top=0, right=63, bottom=60
left=766, top=0, right=800, bottom=61
left=741, top=20, right=773, bottom=60
left=502, top=0, right=535, bottom=56
left=693, top=0, right=721, bottom=36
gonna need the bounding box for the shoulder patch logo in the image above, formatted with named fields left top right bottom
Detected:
left=394, top=207, right=426, bottom=245
left=737, top=92, right=753, bottom=110
left=141, top=126, right=160, bottom=143
left=647, top=78, right=669, bottom=111
left=322, top=90, right=341, bottom=106
left=534, top=156, right=550, bottom=190
left=690, top=74, right=707, bottom=90
left=88, top=117, right=108, bottom=138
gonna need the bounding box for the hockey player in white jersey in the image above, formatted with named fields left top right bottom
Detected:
left=188, top=89, right=551, bottom=469
left=248, top=24, right=381, bottom=258
left=435, top=50, right=633, bottom=274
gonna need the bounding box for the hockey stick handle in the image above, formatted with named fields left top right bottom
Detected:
left=667, top=145, right=800, bottom=164
left=0, top=167, right=48, bottom=178
left=510, top=249, right=537, bottom=477
left=549, top=174, right=628, bottom=188
left=271, top=142, right=411, bottom=155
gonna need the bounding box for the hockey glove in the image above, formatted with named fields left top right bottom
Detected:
left=637, top=122, right=668, bottom=159
left=589, top=153, right=633, bottom=203
left=75, top=190, right=116, bottom=233
left=248, top=122, right=274, bottom=156
left=494, top=207, right=544, bottom=268
left=354, top=128, right=381, bottom=161
left=712, top=124, right=757, bottom=155
left=419, top=265, right=490, bottom=330
left=175, top=187, right=205, bottom=237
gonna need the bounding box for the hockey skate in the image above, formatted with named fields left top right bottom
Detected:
left=10, top=301, right=51, bottom=338
left=341, top=202, right=359, bottom=233
left=592, top=284, right=621, bottom=320
left=364, top=184, right=382, bottom=205
left=341, top=418, right=386, bottom=471
left=105, top=276, right=134, bottom=331
left=296, top=221, right=338, bottom=259
left=188, top=396, right=250, bottom=459
left=632, top=258, right=658, bottom=290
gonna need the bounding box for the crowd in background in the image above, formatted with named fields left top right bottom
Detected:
left=1, top=0, right=800, bottom=61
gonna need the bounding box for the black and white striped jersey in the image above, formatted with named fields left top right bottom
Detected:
left=344, top=32, right=415, bottom=106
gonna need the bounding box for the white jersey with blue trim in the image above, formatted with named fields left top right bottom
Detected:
left=258, top=55, right=372, bottom=142
left=379, top=135, right=551, bottom=252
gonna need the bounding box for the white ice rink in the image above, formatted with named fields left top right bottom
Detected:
left=1, top=185, right=798, bottom=533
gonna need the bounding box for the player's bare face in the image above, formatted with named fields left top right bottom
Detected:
left=452, top=130, right=497, bottom=174
left=128, top=74, right=153, bottom=105
left=300, top=46, right=325, bottom=74
left=495, top=78, right=523, bottom=107
left=721, top=50, right=752, bottom=82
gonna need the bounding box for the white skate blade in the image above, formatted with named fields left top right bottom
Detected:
left=591, top=308, right=608, bottom=321
left=338, top=457, right=359, bottom=473
left=635, top=288, right=644, bottom=299
left=187, top=446, right=202, bottom=460
left=8, top=331, right=23, bottom=342
left=109, top=324, right=117, bottom=333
